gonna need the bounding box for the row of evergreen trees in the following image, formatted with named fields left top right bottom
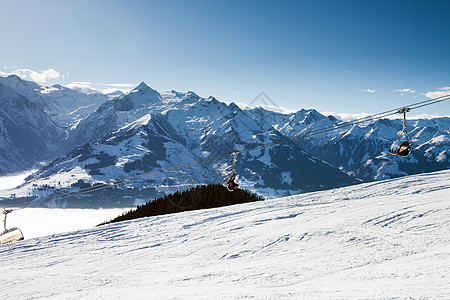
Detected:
left=101, top=184, right=264, bottom=225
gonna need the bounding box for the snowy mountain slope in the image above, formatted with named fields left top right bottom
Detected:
left=411, top=118, right=450, bottom=162
left=60, top=82, right=163, bottom=153
left=0, top=83, right=62, bottom=174
left=19, top=113, right=212, bottom=207
left=0, top=75, right=109, bottom=129
left=40, top=84, right=109, bottom=130
left=244, top=107, right=450, bottom=180
left=66, top=87, right=218, bottom=153
left=1, top=170, right=449, bottom=299
left=317, top=118, right=450, bottom=180
left=0, top=75, right=111, bottom=174
left=6, top=102, right=357, bottom=207
left=0, top=75, right=44, bottom=103
left=161, top=96, right=357, bottom=195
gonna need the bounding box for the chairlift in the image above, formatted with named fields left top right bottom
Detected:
left=222, top=150, right=240, bottom=192
left=389, top=107, right=412, bottom=157
left=0, top=209, right=24, bottom=245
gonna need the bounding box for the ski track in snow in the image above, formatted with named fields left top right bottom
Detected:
left=1, top=170, right=449, bottom=299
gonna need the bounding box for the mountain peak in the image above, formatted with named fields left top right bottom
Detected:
left=127, top=82, right=161, bottom=107
left=0, top=74, right=25, bottom=87
left=51, top=84, right=63, bottom=89
left=133, top=82, right=150, bottom=93
left=0, top=74, right=43, bottom=103
left=3, top=74, right=39, bottom=89
left=186, top=91, right=199, bottom=98
left=7, top=74, right=21, bottom=81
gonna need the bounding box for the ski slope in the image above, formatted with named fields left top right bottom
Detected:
left=1, top=170, right=449, bottom=299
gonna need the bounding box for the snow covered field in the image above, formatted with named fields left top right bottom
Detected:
left=1, top=170, right=449, bottom=299
left=0, top=170, right=36, bottom=191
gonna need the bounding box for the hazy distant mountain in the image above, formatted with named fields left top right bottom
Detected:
left=0, top=83, right=61, bottom=174
left=0, top=75, right=109, bottom=130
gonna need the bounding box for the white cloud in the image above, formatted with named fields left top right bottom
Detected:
left=101, top=88, right=129, bottom=95
left=393, top=88, right=416, bottom=95
left=2, top=66, right=18, bottom=70
left=236, top=102, right=296, bottom=114
left=362, top=88, right=375, bottom=93
left=70, top=81, right=92, bottom=85
left=425, top=87, right=450, bottom=99
left=321, top=112, right=372, bottom=122
left=98, top=83, right=134, bottom=88
left=65, top=81, right=133, bottom=95
left=97, top=83, right=134, bottom=94
left=66, top=82, right=98, bottom=93
left=0, top=67, right=61, bottom=83
left=91, top=83, right=134, bottom=94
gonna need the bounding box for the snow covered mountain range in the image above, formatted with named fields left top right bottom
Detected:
left=0, top=75, right=448, bottom=207
left=1, top=169, right=449, bottom=298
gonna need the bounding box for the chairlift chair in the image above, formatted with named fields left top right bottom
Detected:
left=222, top=150, right=240, bottom=192
left=389, top=107, right=412, bottom=157
left=0, top=209, right=24, bottom=245
left=389, top=134, right=412, bottom=157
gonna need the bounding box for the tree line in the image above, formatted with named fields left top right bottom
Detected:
left=100, top=184, right=264, bottom=225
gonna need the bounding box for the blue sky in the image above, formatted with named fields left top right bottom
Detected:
left=1, top=0, right=449, bottom=115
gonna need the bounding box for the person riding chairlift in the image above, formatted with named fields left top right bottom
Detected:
left=389, top=139, right=412, bottom=157
left=389, top=107, right=413, bottom=158
left=227, top=173, right=239, bottom=190
left=398, top=143, right=411, bottom=157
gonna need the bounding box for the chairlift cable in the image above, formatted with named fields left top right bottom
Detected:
left=3, top=94, right=450, bottom=211
left=295, top=94, right=450, bottom=139
left=407, top=98, right=450, bottom=111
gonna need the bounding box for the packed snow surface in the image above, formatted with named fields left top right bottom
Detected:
left=1, top=170, right=449, bottom=299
